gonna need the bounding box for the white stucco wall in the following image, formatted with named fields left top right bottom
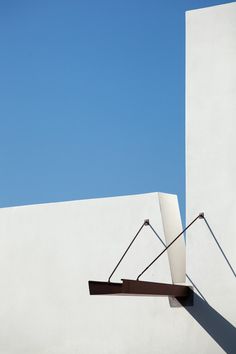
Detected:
left=186, top=2, right=236, bottom=353
left=0, top=192, right=192, bottom=354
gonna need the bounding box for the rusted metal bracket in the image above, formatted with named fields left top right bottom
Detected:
left=89, top=279, right=192, bottom=302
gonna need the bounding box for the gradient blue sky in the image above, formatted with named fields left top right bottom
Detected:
left=0, top=0, right=231, bottom=218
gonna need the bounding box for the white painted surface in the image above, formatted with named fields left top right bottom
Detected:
left=186, top=2, right=236, bottom=353
left=0, top=192, right=191, bottom=354
left=159, top=193, right=185, bottom=283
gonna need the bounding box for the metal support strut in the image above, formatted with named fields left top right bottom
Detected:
left=108, top=219, right=150, bottom=282
left=137, top=213, right=204, bottom=280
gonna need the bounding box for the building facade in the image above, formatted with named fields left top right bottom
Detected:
left=0, top=3, right=235, bottom=353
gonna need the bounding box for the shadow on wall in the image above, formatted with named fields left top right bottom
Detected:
left=151, top=216, right=236, bottom=352
left=179, top=291, right=236, bottom=354
left=203, top=217, right=236, bottom=278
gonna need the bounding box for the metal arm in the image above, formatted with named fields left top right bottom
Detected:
left=108, top=219, right=150, bottom=282
left=136, top=213, right=204, bottom=280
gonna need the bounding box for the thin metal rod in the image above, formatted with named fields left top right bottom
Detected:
left=149, top=222, right=207, bottom=301
left=203, top=216, right=236, bottom=278
left=137, top=214, right=202, bottom=280
left=148, top=223, right=166, bottom=247
left=108, top=221, right=147, bottom=282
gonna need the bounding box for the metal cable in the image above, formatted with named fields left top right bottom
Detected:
left=136, top=214, right=203, bottom=280
left=108, top=220, right=147, bottom=282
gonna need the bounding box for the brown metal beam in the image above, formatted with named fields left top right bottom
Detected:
left=88, top=279, right=192, bottom=298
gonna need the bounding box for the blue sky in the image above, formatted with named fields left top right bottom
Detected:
left=0, top=0, right=231, bottom=218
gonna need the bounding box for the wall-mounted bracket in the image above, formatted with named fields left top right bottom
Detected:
left=88, top=213, right=205, bottom=305
left=89, top=279, right=193, bottom=304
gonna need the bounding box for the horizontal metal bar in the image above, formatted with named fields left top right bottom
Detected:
left=89, top=279, right=192, bottom=298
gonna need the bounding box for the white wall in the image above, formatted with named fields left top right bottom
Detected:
left=0, top=192, right=191, bottom=354
left=186, top=2, right=236, bottom=353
